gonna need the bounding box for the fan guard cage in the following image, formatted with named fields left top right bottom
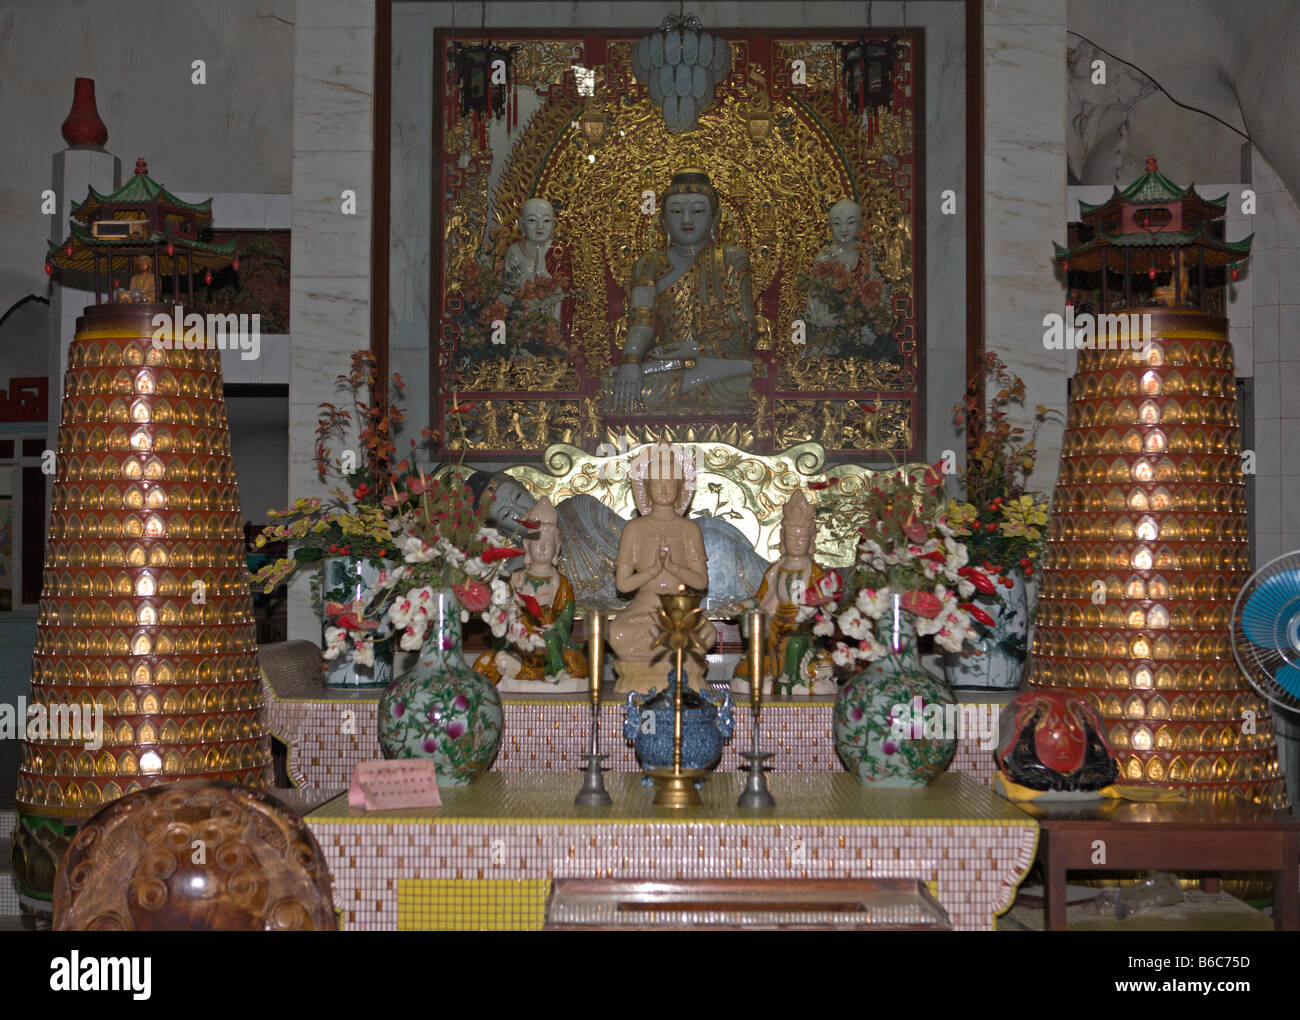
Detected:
left=1232, top=550, right=1300, bottom=712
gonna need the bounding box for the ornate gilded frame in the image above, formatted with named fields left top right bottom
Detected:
left=431, top=27, right=927, bottom=461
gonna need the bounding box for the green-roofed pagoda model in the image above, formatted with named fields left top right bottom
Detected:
left=1054, top=155, right=1251, bottom=314
left=47, top=157, right=237, bottom=306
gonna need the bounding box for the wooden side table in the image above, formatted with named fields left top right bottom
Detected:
left=1019, top=798, right=1300, bottom=930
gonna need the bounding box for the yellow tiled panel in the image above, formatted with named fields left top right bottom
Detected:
left=397, top=879, right=549, bottom=931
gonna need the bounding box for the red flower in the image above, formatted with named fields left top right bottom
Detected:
left=453, top=400, right=478, bottom=414
left=335, top=613, right=379, bottom=631
left=958, top=566, right=997, bottom=595
left=918, top=550, right=947, bottom=564
left=960, top=603, right=995, bottom=627
left=518, top=593, right=543, bottom=619
left=807, top=477, right=837, bottom=491
left=921, top=462, right=947, bottom=489
left=901, top=591, right=944, bottom=619
left=517, top=519, right=542, bottom=531
left=902, top=517, right=928, bottom=543
left=482, top=546, right=525, bottom=563
left=453, top=579, right=491, bottom=612
left=353, top=483, right=370, bottom=498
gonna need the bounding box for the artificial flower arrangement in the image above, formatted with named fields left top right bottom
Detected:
left=249, top=348, right=548, bottom=671
left=325, top=469, right=526, bottom=665
left=452, top=225, right=579, bottom=367
left=946, top=352, right=1060, bottom=579
left=794, top=463, right=1001, bottom=671
left=252, top=350, right=409, bottom=594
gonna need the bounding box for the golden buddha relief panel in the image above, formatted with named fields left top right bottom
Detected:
left=436, top=31, right=921, bottom=458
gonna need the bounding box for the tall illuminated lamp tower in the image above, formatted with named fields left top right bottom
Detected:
left=1032, top=156, right=1287, bottom=808
left=11, top=159, right=272, bottom=912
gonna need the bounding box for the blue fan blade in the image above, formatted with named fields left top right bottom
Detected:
left=1242, top=571, right=1300, bottom=649
left=1276, top=663, right=1300, bottom=700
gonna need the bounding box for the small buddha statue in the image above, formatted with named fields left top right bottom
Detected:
left=806, top=199, right=870, bottom=329
left=608, top=441, right=718, bottom=691
left=502, top=198, right=555, bottom=296
left=817, top=198, right=866, bottom=273
left=734, top=491, right=836, bottom=695
left=116, top=255, right=157, bottom=304
left=1153, top=264, right=1191, bottom=307
left=476, top=497, right=588, bottom=693
left=606, top=169, right=758, bottom=414
left=804, top=198, right=894, bottom=360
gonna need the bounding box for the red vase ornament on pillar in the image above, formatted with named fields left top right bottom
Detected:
left=61, top=78, right=109, bottom=148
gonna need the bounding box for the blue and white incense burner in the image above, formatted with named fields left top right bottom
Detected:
left=623, top=670, right=734, bottom=773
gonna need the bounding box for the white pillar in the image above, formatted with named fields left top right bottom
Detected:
left=288, top=0, right=377, bottom=640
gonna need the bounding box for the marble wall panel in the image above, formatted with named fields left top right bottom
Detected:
left=298, top=0, right=377, bottom=29
left=983, top=3, right=1068, bottom=498
left=291, top=152, right=374, bottom=279
left=294, top=28, right=378, bottom=154
left=290, top=4, right=377, bottom=638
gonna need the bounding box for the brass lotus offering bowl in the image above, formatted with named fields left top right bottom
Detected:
left=654, top=591, right=709, bottom=652
left=647, top=589, right=711, bottom=808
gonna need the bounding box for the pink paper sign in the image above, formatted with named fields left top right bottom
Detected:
left=349, top=759, right=442, bottom=811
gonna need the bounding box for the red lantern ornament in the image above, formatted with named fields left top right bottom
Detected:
left=232, top=255, right=240, bottom=272
left=166, top=242, right=174, bottom=257
left=204, top=269, right=213, bottom=285
left=112, top=278, right=120, bottom=289
left=65, top=242, right=74, bottom=258
left=45, top=261, right=52, bottom=276
left=1148, top=265, right=1157, bottom=280
left=1230, top=262, right=1240, bottom=281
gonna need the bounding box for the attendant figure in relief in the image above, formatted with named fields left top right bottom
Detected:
left=734, top=491, right=837, bottom=695
left=804, top=199, right=895, bottom=361
left=502, top=198, right=555, bottom=295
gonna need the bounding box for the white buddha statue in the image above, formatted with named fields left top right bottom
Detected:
left=502, top=198, right=555, bottom=296
left=606, top=441, right=718, bottom=691
left=818, top=198, right=865, bottom=272
left=606, top=169, right=758, bottom=415
left=806, top=199, right=865, bottom=329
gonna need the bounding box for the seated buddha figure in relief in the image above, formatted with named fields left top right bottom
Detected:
left=606, top=169, right=758, bottom=415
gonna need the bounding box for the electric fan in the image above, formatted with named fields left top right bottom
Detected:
left=1232, top=550, right=1300, bottom=711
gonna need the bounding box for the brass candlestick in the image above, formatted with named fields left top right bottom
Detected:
left=647, top=590, right=710, bottom=808
left=737, top=608, right=776, bottom=808
left=575, top=611, right=613, bottom=807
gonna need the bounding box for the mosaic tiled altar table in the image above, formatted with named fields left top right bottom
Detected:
left=305, top=771, right=1038, bottom=931
left=262, top=669, right=1005, bottom=789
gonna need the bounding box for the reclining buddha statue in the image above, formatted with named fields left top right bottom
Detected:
left=465, top=468, right=771, bottom=614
